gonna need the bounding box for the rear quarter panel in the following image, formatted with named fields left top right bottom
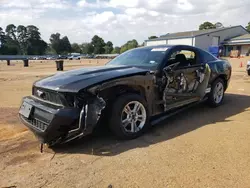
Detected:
left=207, top=59, right=232, bottom=89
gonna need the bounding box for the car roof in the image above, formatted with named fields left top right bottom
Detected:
left=137, top=44, right=199, bottom=50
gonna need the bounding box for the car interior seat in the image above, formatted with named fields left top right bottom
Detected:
left=175, top=54, right=188, bottom=67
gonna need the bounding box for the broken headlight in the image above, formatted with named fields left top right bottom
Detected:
left=62, top=93, right=75, bottom=107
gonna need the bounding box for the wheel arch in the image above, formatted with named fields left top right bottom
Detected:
left=99, top=84, right=147, bottom=104
left=86, top=75, right=154, bottom=116
left=213, top=74, right=228, bottom=91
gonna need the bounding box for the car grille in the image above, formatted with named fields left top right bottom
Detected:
left=33, top=87, right=63, bottom=105
left=21, top=116, right=49, bottom=132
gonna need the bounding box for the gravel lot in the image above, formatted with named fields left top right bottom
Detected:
left=1, top=58, right=250, bottom=188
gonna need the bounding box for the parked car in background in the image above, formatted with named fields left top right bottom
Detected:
left=19, top=45, right=232, bottom=147
left=69, top=55, right=81, bottom=60
left=32, top=56, right=46, bottom=60
left=247, top=61, right=250, bottom=75
left=46, top=56, right=58, bottom=60
left=58, top=55, right=68, bottom=60
left=30, top=56, right=38, bottom=60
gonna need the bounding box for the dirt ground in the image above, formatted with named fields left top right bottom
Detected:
left=1, top=57, right=250, bottom=188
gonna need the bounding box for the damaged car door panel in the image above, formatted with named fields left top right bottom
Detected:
left=18, top=45, right=232, bottom=147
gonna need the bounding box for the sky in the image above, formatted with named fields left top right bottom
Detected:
left=0, top=0, right=250, bottom=46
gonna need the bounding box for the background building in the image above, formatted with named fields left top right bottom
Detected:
left=145, top=25, right=249, bottom=57
left=222, top=34, right=250, bottom=56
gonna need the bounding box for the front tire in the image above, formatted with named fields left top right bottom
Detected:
left=247, top=70, right=250, bottom=76
left=207, top=78, right=225, bottom=107
left=109, top=94, right=149, bottom=140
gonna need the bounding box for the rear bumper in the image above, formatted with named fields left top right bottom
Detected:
left=19, top=96, right=80, bottom=144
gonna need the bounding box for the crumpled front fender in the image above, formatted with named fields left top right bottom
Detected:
left=60, top=96, right=106, bottom=145
left=81, top=96, right=106, bottom=135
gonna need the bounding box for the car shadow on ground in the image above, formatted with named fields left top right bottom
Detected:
left=51, top=93, right=250, bottom=156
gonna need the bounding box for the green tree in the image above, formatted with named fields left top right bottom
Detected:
left=199, top=22, right=216, bottom=30
left=246, top=22, right=250, bottom=32
left=5, top=24, right=17, bottom=41
left=120, top=45, right=128, bottom=54
left=1, top=36, right=19, bottom=55
left=0, top=27, right=5, bottom=42
left=104, top=41, right=113, bottom=54
left=1, top=24, right=47, bottom=55
left=127, top=39, right=138, bottom=50
left=60, top=36, right=71, bottom=54
left=26, top=25, right=47, bottom=55
left=112, top=46, right=120, bottom=54
left=148, top=36, right=158, bottom=39
left=27, top=40, right=47, bottom=55
left=120, top=39, right=138, bottom=53
left=80, top=43, right=88, bottom=54
left=50, top=33, right=61, bottom=54
left=0, top=27, right=5, bottom=48
left=26, top=25, right=41, bottom=40
left=5, top=24, right=20, bottom=54
left=81, top=43, right=94, bottom=54
left=0, top=28, right=7, bottom=54
left=50, top=33, right=71, bottom=54
left=71, top=43, right=81, bottom=53
left=17, top=25, right=28, bottom=54
left=91, top=35, right=105, bottom=54
left=45, top=44, right=56, bottom=55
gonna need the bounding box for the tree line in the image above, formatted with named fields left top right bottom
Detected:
left=0, top=24, right=47, bottom=55
left=199, top=21, right=250, bottom=31
left=0, top=24, right=141, bottom=55
left=49, top=34, right=142, bottom=55
left=1, top=22, right=250, bottom=55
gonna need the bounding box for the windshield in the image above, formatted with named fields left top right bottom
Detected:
left=106, top=47, right=168, bottom=67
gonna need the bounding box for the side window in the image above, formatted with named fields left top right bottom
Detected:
left=167, top=49, right=197, bottom=67
left=201, top=50, right=217, bottom=63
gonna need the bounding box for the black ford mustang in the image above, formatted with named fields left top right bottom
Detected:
left=19, top=45, right=232, bottom=147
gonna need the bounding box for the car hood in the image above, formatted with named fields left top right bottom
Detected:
left=34, top=65, right=150, bottom=92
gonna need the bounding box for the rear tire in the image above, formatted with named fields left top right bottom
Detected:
left=247, top=70, right=250, bottom=76
left=207, top=78, right=225, bottom=107
left=109, top=94, right=149, bottom=140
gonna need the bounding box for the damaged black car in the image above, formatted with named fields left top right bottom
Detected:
left=19, top=45, right=232, bottom=147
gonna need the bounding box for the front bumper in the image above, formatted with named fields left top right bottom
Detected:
left=19, top=95, right=106, bottom=145
left=19, top=96, right=81, bottom=144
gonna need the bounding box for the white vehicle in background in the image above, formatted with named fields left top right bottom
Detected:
left=46, top=56, right=57, bottom=60
left=68, top=53, right=81, bottom=60
left=69, top=55, right=81, bottom=60
left=247, top=60, right=250, bottom=76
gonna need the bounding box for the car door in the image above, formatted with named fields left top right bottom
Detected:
left=160, top=47, right=211, bottom=111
